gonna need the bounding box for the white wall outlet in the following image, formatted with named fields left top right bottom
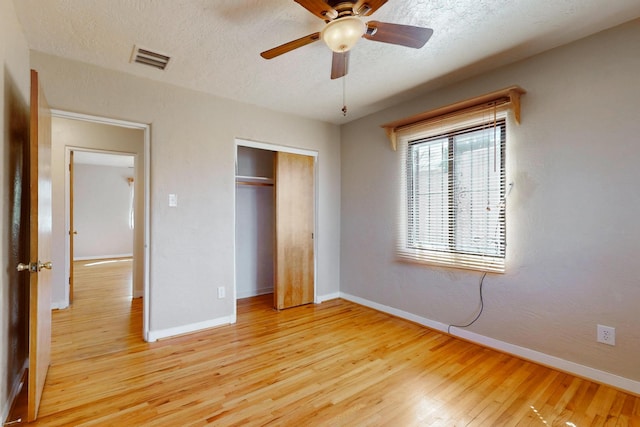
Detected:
left=597, top=324, right=616, bottom=346
left=217, top=286, right=225, bottom=299
left=168, top=193, right=178, bottom=207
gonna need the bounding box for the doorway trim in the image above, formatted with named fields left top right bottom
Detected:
left=234, top=138, right=319, bottom=319
left=52, top=109, right=151, bottom=341
left=66, top=147, right=137, bottom=292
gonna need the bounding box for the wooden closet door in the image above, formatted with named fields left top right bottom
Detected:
left=274, top=152, right=314, bottom=310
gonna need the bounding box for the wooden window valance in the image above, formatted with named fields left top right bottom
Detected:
left=381, top=86, right=526, bottom=150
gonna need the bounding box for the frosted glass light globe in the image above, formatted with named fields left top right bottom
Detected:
left=321, top=16, right=366, bottom=53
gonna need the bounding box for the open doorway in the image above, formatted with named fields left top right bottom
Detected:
left=51, top=111, right=150, bottom=340
left=70, top=150, right=136, bottom=303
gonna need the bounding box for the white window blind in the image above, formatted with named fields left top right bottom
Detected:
left=397, top=108, right=508, bottom=273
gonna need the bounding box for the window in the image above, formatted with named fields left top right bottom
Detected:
left=398, top=113, right=507, bottom=273
left=128, top=177, right=135, bottom=230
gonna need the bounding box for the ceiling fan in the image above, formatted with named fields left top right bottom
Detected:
left=260, top=0, right=434, bottom=80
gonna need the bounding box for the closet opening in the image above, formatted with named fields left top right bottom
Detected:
left=234, top=139, right=318, bottom=312
left=235, top=146, right=275, bottom=304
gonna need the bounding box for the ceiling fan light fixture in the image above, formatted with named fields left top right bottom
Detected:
left=321, top=16, right=366, bottom=52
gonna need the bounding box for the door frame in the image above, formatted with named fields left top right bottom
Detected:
left=66, top=147, right=138, bottom=299
left=52, top=110, right=152, bottom=341
left=233, top=138, right=319, bottom=318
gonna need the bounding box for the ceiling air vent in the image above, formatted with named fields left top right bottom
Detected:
left=131, top=45, right=170, bottom=70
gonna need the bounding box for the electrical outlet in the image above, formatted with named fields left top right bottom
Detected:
left=597, top=324, right=615, bottom=346
left=217, top=286, right=225, bottom=299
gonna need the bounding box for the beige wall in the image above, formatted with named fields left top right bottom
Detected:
left=31, top=51, right=342, bottom=337
left=6, top=1, right=638, bottom=416
left=340, top=19, right=640, bottom=390
left=0, top=0, right=32, bottom=420
left=73, top=164, right=134, bottom=259
left=50, top=117, right=144, bottom=307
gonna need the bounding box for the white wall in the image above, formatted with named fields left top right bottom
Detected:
left=340, top=19, right=640, bottom=388
left=0, top=0, right=31, bottom=421
left=51, top=117, right=144, bottom=308
left=73, top=163, right=134, bottom=259
left=31, top=52, right=342, bottom=338
left=236, top=185, right=274, bottom=298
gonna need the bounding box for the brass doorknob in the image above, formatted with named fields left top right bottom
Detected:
left=37, top=261, right=53, bottom=271
left=17, top=263, right=32, bottom=272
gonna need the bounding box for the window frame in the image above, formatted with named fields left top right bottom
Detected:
left=397, top=110, right=508, bottom=273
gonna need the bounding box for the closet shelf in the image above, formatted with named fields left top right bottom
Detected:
left=236, top=175, right=274, bottom=186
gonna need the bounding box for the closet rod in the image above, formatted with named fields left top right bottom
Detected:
left=236, top=181, right=274, bottom=187
left=236, top=175, right=274, bottom=187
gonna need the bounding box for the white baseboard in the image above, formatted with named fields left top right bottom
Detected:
left=73, top=253, right=133, bottom=261
left=234, top=290, right=340, bottom=302
left=147, top=315, right=236, bottom=342
left=339, top=292, right=640, bottom=396
left=316, top=292, right=341, bottom=303
left=452, top=328, right=640, bottom=395
left=236, top=287, right=272, bottom=300
left=340, top=292, right=449, bottom=332
left=147, top=290, right=341, bottom=342
left=52, top=294, right=141, bottom=310
left=51, top=300, right=69, bottom=310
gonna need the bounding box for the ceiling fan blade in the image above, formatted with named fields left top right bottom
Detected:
left=364, top=21, right=433, bottom=49
left=353, top=0, right=388, bottom=16
left=294, top=0, right=338, bottom=20
left=331, top=51, right=350, bottom=79
left=260, top=32, right=321, bottom=59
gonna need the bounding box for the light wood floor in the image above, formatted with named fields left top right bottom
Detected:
left=26, top=260, right=639, bottom=426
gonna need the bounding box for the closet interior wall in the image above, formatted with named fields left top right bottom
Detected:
left=235, top=146, right=275, bottom=299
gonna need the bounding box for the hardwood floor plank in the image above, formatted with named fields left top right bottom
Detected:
left=25, top=259, right=640, bottom=425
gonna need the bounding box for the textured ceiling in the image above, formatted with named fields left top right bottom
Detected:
left=13, top=0, right=640, bottom=124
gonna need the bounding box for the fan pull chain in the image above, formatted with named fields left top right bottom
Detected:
left=342, top=67, right=348, bottom=116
